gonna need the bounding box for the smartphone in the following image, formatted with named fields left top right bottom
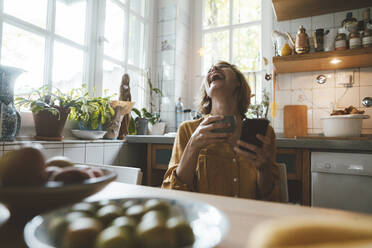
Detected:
left=211, top=115, right=236, bottom=133
left=240, top=118, right=270, bottom=149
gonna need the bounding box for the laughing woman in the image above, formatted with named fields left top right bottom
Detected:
left=162, top=61, right=281, bottom=202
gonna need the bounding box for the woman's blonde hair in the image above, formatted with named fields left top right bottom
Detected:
left=198, top=61, right=251, bottom=118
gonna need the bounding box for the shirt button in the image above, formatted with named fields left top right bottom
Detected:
left=232, top=158, right=236, bottom=163
left=233, top=178, right=238, bottom=183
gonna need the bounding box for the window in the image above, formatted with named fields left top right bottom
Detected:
left=101, top=0, right=150, bottom=109
left=196, top=0, right=271, bottom=103
left=0, top=0, right=151, bottom=109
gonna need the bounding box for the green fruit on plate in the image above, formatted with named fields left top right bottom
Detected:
left=64, top=217, right=103, bottom=248
left=167, top=217, right=195, bottom=247
left=95, top=225, right=135, bottom=248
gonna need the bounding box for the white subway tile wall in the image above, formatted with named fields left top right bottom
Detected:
left=156, top=0, right=192, bottom=132
left=273, top=6, right=372, bottom=135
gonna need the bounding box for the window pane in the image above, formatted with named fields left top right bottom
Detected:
left=52, top=42, right=83, bottom=93
left=102, top=60, right=124, bottom=97
left=128, top=15, right=145, bottom=68
left=233, top=25, right=261, bottom=72
left=104, top=0, right=125, bottom=60
left=4, top=0, right=47, bottom=28
left=2, top=24, right=45, bottom=95
left=131, top=0, right=146, bottom=17
left=203, top=30, right=229, bottom=74
left=233, top=0, right=261, bottom=24
left=128, top=69, right=145, bottom=109
left=55, top=0, right=87, bottom=44
left=204, top=0, right=229, bottom=28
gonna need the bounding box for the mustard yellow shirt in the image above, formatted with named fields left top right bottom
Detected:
left=161, top=118, right=281, bottom=202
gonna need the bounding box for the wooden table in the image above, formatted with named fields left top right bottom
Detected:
left=1, top=182, right=370, bottom=248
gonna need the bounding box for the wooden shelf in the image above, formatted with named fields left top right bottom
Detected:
left=272, top=0, right=371, bottom=21
left=273, top=47, right=372, bottom=73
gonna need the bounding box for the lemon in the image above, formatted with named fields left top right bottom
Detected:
left=281, top=43, right=292, bottom=56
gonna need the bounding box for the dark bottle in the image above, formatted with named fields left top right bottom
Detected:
left=342, top=12, right=358, bottom=33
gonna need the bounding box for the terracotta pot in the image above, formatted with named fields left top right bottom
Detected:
left=33, top=107, right=70, bottom=140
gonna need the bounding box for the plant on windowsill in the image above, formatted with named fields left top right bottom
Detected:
left=15, top=85, right=77, bottom=141
left=128, top=69, right=164, bottom=135
left=129, top=107, right=160, bottom=135
left=68, top=85, right=115, bottom=131
left=246, top=89, right=270, bottom=119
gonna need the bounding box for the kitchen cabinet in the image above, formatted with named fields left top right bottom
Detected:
left=277, top=149, right=310, bottom=205
left=146, top=144, right=173, bottom=186
left=85, top=143, right=104, bottom=164
left=145, top=143, right=311, bottom=205
left=273, top=47, right=372, bottom=73
left=63, top=143, right=85, bottom=163
left=272, top=0, right=371, bottom=21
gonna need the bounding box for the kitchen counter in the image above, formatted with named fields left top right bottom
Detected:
left=3, top=182, right=371, bottom=248
left=125, top=135, right=372, bottom=152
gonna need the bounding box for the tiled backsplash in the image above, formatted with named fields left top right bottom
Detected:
left=272, top=6, right=372, bottom=135
left=156, top=0, right=193, bottom=132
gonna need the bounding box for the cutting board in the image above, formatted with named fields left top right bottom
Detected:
left=284, top=105, right=308, bottom=138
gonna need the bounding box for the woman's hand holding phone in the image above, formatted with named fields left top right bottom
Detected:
left=234, top=134, right=275, bottom=170
left=189, top=115, right=233, bottom=152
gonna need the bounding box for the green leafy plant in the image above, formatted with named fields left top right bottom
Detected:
left=15, top=85, right=77, bottom=117
left=128, top=70, right=164, bottom=135
left=128, top=107, right=160, bottom=135
left=247, top=90, right=270, bottom=119
left=68, top=85, right=115, bottom=130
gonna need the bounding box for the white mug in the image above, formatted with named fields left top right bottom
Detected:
left=324, top=28, right=338, bottom=52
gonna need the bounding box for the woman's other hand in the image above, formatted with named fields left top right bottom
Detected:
left=189, top=115, right=232, bottom=151
left=233, top=134, right=275, bottom=170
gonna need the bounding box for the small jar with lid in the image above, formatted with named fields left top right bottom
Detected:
left=349, top=31, right=361, bottom=49
left=335, top=29, right=347, bottom=50
left=363, top=29, right=372, bottom=48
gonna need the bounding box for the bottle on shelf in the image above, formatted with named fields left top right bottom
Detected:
left=363, top=8, right=371, bottom=31
left=342, top=12, right=358, bottom=34
left=335, top=28, right=347, bottom=51
left=175, top=97, right=184, bottom=129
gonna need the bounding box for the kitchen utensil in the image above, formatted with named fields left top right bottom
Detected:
left=272, top=30, right=292, bottom=56
left=286, top=25, right=310, bottom=54
left=321, top=114, right=369, bottom=137
left=24, top=197, right=230, bottom=248
left=284, top=105, right=308, bottom=138
left=0, top=166, right=116, bottom=215
left=362, top=97, right=372, bottom=107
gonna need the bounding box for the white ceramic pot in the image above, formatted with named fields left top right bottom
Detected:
left=321, top=114, right=369, bottom=137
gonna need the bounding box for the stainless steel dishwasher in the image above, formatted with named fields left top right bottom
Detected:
left=311, top=152, right=372, bottom=214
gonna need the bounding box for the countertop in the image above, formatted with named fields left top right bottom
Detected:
left=125, top=135, right=372, bottom=152
left=4, top=182, right=369, bottom=248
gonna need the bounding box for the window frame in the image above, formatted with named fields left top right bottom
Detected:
left=0, top=0, right=153, bottom=105
left=193, top=0, right=273, bottom=101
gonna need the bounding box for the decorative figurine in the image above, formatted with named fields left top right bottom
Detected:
left=118, top=74, right=131, bottom=139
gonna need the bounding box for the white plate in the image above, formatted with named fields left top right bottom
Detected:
left=70, top=130, right=107, bottom=140
left=24, top=197, right=230, bottom=248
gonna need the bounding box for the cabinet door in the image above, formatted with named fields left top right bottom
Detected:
left=276, top=149, right=302, bottom=180
left=147, top=144, right=173, bottom=186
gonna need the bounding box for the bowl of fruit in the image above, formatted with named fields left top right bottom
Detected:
left=24, top=197, right=229, bottom=248
left=0, top=146, right=117, bottom=216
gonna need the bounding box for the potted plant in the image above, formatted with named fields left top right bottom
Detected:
left=247, top=90, right=270, bottom=119
left=68, top=86, right=115, bottom=131
left=129, top=107, right=160, bottom=135
left=15, top=86, right=76, bottom=140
